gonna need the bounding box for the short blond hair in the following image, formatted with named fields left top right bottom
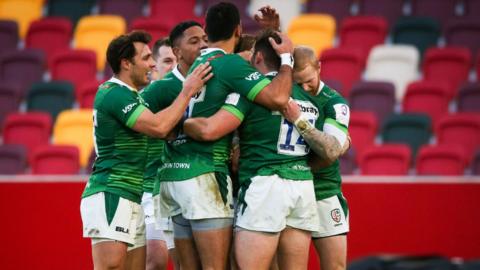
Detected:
left=293, top=46, right=319, bottom=72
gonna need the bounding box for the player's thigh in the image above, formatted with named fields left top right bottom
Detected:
left=126, top=245, right=146, bottom=270
left=234, top=229, right=279, bottom=270
left=91, top=241, right=128, bottom=269
left=277, top=227, right=311, bottom=270
left=313, top=235, right=347, bottom=270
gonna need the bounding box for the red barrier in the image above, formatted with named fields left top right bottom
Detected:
left=0, top=176, right=479, bottom=270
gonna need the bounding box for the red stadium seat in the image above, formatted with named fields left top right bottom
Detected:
left=76, top=80, right=100, bottom=108
left=359, top=144, right=411, bottom=175
left=25, top=17, right=72, bottom=64
left=422, top=47, right=471, bottom=97
left=320, top=47, right=364, bottom=98
left=416, top=144, right=466, bottom=175
left=50, top=49, right=97, bottom=92
left=402, top=80, right=451, bottom=125
left=130, top=17, right=170, bottom=47
left=436, top=113, right=480, bottom=161
left=349, top=111, right=378, bottom=156
left=349, top=81, right=396, bottom=125
left=3, top=112, right=52, bottom=158
left=0, top=144, right=27, bottom=174
left=31, top=145, right=80, bottom=175
left=149, top=0, right=200, bottom=30
left=339, top=15, right=388, bottom=60
left=0, top=49, right=45, bottom=96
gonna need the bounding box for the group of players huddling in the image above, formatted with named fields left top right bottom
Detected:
left=80, top=2, right=351, bottom=270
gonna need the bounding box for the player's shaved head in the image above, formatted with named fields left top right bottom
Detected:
left=169, top=20, right=202, bottom=47
left=205, top=2, right=240, bottom=42
left=293, top=46, right=319, bottom=72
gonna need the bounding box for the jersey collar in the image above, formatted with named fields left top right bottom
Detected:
left=316, top=81, right=325, bottom=96
left=108, top=77, right=137, bottom=92
left=200, top=47, right=227, bottom=56
left=172, top=64, right=186, bottom=82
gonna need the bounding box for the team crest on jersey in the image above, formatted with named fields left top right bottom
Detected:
left=245, top=72, right=261, bottom=81
left=331, top=208, right=342, bottom=223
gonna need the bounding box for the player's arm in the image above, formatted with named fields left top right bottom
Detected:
left=252, top=32, right=294, bottom=111
left=254, top=6, right=280, bottom=31
left=132, top=62, right=213, bottom=138
left=283, top=100, right=350, bottom=164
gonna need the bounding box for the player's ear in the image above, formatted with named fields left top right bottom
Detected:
left=120, top=58, right=131, bottom=71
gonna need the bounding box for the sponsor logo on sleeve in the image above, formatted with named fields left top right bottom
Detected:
left=245, top=72, right=261, bottom=81
left=122, top=102, right=137, bottom=114
left=225, top=93, right=240, bottom=105
left=333, top=104, right=350, bottom=127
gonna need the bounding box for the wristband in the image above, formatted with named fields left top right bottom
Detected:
left=280, top=53, right=294, bottom=68
left=293, top=115, right=314, bottom=136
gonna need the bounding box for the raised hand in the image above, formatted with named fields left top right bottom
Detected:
left=183, top=62, right=213, bottom=96
left=254, top=5, right=280, bottom=31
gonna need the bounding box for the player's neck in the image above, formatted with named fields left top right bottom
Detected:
left=115, top=73, right=138, bottom=91
left=177, top=62, right=190, bottom=77
left=208, top=39, right=235, bottom=54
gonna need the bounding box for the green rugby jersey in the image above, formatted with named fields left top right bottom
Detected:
left=222, top=73, right=319, bottom=186
left=159, top=48, right=272, bottom=181
left=141, top=66, right=185, bottom=195
left=309, top=82, right=350, bottom=200
left=82, top=78, right=148, bottom=204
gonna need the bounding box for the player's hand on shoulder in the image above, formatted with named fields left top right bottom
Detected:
left=183, top=62, right=213, bottom=96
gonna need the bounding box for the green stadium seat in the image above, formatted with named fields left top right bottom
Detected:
left=26, top=81, right=75, bottom=120
left=392, top=16, right=440, bottom=57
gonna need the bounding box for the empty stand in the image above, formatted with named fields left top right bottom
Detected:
left=339, top=16, right=388, bottom=62
left=53, top=109, right=94, bottom=167
left=359, top=144, right=411, bottom=175
left=76, top=80, right=100, bottom=108
left=25, top=17, right=72, bottom=64
left=381, top=113, right=432, bottom=158
left=3, top=112, right=52, bottom=157
left=365, top=45, right=420, bottom=101
left=410, top=0, right=458, bottom=27
left=349, top=111, right=378, bottom=155
left=305, top=0, right=352, bottom=24
left=50, top=49, right=97, bottom=91
left=436, top=113, right=480, bottom=160
left=287, top=14, right=336, bottom=57
left=0, top=20, right=18, bottom=52
left=74, top=15, right=126, bottom=70
left=149, top=0, right=200, bottom=30
left=0, top=0, right=43, bottom=38
left=0, top=49, right=45, bottom=96
left=357, top=0, right=405, bottom=27
left=445, top=19, right=480, bottom=56
left=0, top=144, right=27, bottom=174
left=416, top=145, right=466, bottom=175
left=422, top=47, right=471, bottom=96
left=47, top=0, right=95, bottom=26
left=392, top=17, right=440, bottom=57
left=319, top=47, right=364, bottom=97
left=457, top=83, right=480, bottom=113
left=31, top=145, right=80, bottom=175
left=349, top=81, right=396, bottom=125
left=98, top=0, right=144, bottom=24
left=26, top=81, right=75, bottom=120
left=130, top=17, right=170, bottom=47
left=0, top=81, right=22, bottom=129
left=402, top=81, right=451, bottom=124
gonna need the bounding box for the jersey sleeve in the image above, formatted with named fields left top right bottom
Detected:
left=104, top=88, right=147, bottom=128
left=221, top=55, right=271, bottom=101
left=323, top=97, right=350, bottom=146
left=221, top=92, right=251, bottom=122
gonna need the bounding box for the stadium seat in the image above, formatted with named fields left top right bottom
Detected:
left=0, top=144, right=27, bottom=174
left=98, top=0, right=144, bottom=24
left=381, top=113, right=432, bottom=158
left=422, top=47, right=471, bottom=96
left=0, top=81, right=22, bottom=130
left=472, top=151, right=480, bottom=175
left=149, top=0, right=200, bottom=30
left=0, top=20, right=18, bottom=52
left=0, top=0, right=43, bottom=38
left=50, top=49, right=97, bottom=92
left=392, top=17, right=441, bottom=57
left=365, top=45, right=420, bottom=101
left=357, top=0, right=405, bottom=27
left=76, top=80, right=100, bottom=108
left=305, top=0, right=352, bottom=24
left=402, top=81, right=451, bottom=125
left=130, top=17, right=170, bottom=47
left=436, top=113, right=480, bottom=161
left=340, top=147, right=357, bottom=175
left=349, top=111, right=378, bottom=156
left=445, top=19, right=480, bottom=56
left=3, top=112, right=52, bottom=157
left=349, top=81, right=396, bottom=125
left=416, top=145, right=466, bottom=176
left=30, top=145, right=80, bottom=175
left=464, top=0, right=480, bottom=18
left=47, top=0, right=95, bottom=26
left=25, top=17, right=72, bottom=64
left=53, top=109, right=93, bottom=167
left=0, top=49, right=45, bottom=97
left=457, top=83, right=480, bottom=113
left=339, top=16, right=388, bottom=61
left=26, top=81, right=75, bottom=120
left=410, top=0, right=459, bottom=27
left=74, top=15, right=126, bottom=71
left=359, top=144, right=411, bottom=175
left=319, top=47, right=364, bottom=97
left=287, top=14, right=336, bottom=57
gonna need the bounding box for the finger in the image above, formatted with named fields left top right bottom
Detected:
left=199, top=66, right=212, bottom=78
left=202, top=72, right=214, bottom=82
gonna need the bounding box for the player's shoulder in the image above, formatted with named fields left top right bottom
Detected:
left=322, top=83, right=348, bottom=105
